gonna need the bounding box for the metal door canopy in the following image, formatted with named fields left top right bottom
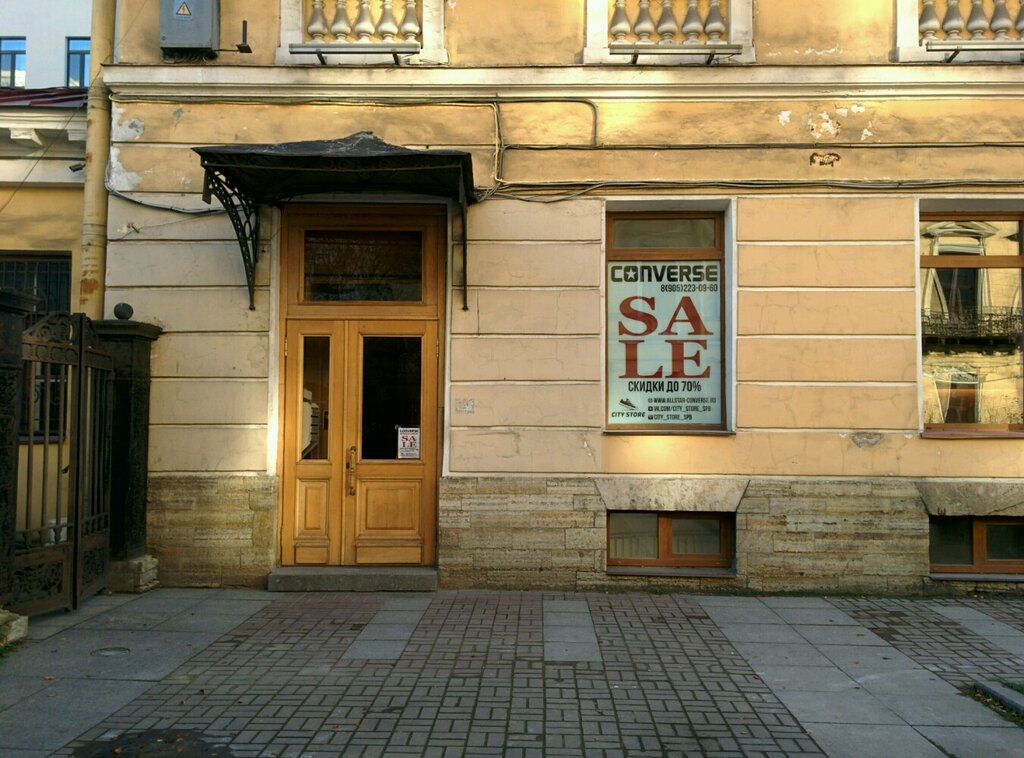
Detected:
left=194, top=133, right=477, bottom=309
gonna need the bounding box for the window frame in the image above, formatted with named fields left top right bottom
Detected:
left=930, top=516, right=1024, bottom=574
left=65, top=37, right=90, bottom=88
left=0, top=37, right=27, bottom=88
left=919, top=212, right=1024, bottom=437
left=606, top=211, right=728, bottom=433
left=607, top=511, right=734, bottom=569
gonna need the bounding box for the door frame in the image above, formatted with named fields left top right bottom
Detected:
left=276, top=203, right=448, bottom=567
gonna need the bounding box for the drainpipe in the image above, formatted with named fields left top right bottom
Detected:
left=78, top=0, right=116, bottom=319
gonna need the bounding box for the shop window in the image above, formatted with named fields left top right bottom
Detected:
left=66, top=38, right=90, bottom=88
left=920, top=214, right=1023, bottom=435
left=606, top=212, right=727, bottom=431
left=1, top=38, right=26, bottom=88
left=608, top=512, right=734, bottom=568
left=930, top=516, right=1024, bottom=574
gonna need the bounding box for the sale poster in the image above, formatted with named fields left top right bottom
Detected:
left=607, top=260, right=723, bottom=428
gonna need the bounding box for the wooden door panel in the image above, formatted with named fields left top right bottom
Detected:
left=359, top=478, right=422, bottom=534
left=293, top=478, right=331, bottom=565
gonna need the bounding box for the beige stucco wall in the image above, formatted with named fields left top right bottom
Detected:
left=0, top=186, right=83, bottom=253
left=114, top=1, right=923, bottom=67
left=100, top=0, right=1024, bottom=590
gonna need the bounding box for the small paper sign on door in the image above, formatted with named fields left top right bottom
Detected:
left=398, top=427, right=420, bottom=459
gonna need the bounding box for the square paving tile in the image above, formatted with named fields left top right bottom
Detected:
left=761, top=597, right=835, bottom=610
left=699, top=605, right=786, bottom=626
left=917, top=726, right=1024, bottom=758
left=793, top=625, right=887, bottom=646
left=543, top=601, right=589, bottom=614
left=818, top=644, right=919, bottom=675
left=876, top=692, right=1014, bottom=727
left=543, top=612, right=593, bottom=627
left=731, top=642, right=835, bottom=668
left=852, top=669, right=958, bottom=696
left=720, top=622, right=805, bottom=644
left=543, top=642, right=602, bottom=662
left=804, top=723, right=946, bottom=758
left=753, top=665, right=859, bottom=693
left=341, top=640, right=408, bottom=659
left=775, top=690, right=903, bottom=725
left=772, top=608, right=859, bottom=626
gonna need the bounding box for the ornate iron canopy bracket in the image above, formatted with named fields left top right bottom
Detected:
left=201, top=167, right=260, bottom=310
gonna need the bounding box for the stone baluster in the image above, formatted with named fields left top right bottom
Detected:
left=682, top=0, right=704, bottom=44
left=635, top=1, right=656, bottom=43
left=307, top=0, right=329, bottom=41
left=990, top=0, right=1013, bottom=38
left=400, top=0, right=421, bottom=42
left=1018, top=1, right=1024, bottom=38
left=705, top=0, right=726, bottom=42
left=610, top=0, right=631, bottom=43
left=966, top=0, right=990, bottom=38
left=656, top=0, right=679, bottom=44
left=942, top=0, right=966, bottom=39
left=354, top=0, right=375, bottom=41
left=920, top=0, right=941, bottom=40
left=379, top=0, right=399, bottom=42
left=331, top=0, right=351, bottom=41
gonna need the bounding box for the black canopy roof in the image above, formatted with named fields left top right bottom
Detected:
left=193, top=132, right=476, bottom=204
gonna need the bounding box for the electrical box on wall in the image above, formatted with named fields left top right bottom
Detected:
left=160, top=0, right=220, bottom=58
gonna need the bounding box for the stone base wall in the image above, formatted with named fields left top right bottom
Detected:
left=147, top=475, right=278, bottom=587
left=439, top=476, right=1024, bottom=594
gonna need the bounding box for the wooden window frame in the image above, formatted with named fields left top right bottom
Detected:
left=930, top=516, right=1024, bottom=574
left=920, top=212, right=1024, bottom=437
left=607, top=511, right=734, bottom=569
left=606, top=212, right=728, bottom=433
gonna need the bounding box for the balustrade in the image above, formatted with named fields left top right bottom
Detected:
left=920, top=0, right=1024, bottom=44
left=303, top=0, right=421, bottom=46
left=609, top=0, right=732, bottom=47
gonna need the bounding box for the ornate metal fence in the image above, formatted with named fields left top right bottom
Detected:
left=9, top=313, right=114, bottom=616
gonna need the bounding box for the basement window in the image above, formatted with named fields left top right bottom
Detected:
left=607, top=511, right=734, bottom=568
left=930, top=516, right=1024, bottom=574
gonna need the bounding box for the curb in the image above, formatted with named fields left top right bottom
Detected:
left=973, top=680, right=1024, bottom=717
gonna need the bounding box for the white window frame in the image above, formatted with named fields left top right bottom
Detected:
left=896, top=0, right=1024, bottom=62
left=276, top=0, right=449, bottom=65
left=583, top=0, right=755, bottom=65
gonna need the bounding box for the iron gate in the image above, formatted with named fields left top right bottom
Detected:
left=9, top=313, right=114, bottom=615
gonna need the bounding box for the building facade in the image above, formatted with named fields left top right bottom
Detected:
left=95, top=0, right=1024, bottom=593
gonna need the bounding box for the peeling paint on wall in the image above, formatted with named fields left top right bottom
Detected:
left=105, top=146, right=141, bottom=191
left=111, top=104, right=145, bottom=141
left=810, top=152, right=841, bottom=167
left=778, top=110, right=792, bottom=126
left=805, top=111, right=840, bottom=140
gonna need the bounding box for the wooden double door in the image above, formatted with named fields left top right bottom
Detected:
left=280, top=206, right=444, bottom=566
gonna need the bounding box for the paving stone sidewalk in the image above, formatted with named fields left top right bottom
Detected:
left=0, top=589, right=1021, bottom=757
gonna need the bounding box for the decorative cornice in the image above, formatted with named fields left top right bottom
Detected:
left=103, top=64, right=1024, bottom=102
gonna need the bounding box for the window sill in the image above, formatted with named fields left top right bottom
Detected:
left=930, top=573, right=1024, bottom=583
left=603, top=430, right=736, bottom=437
left=921, top=430, right=1024, bottom=440
left=607, top=566, right=736, bottom=579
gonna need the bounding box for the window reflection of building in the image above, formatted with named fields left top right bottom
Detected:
left=920, top=217, right=1023, bottom=429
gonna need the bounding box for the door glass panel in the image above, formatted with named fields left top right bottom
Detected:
left=361, top=336, right=421, bottom=460
left=301, top=336, right=330, bottom=460
left=304, top=230, right=423, bottom=302
left=671, top=518, right=721, bottom=554
left=608, top=513, right=658, bottom=559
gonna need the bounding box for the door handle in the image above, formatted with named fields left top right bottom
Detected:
left=346, top=445, right=356, bottom=496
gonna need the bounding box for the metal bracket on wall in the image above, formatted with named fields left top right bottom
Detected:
left=201, top=168, right=260, bottom=310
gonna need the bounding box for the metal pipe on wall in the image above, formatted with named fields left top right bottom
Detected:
left=78, top=0, right=116, bottom=319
